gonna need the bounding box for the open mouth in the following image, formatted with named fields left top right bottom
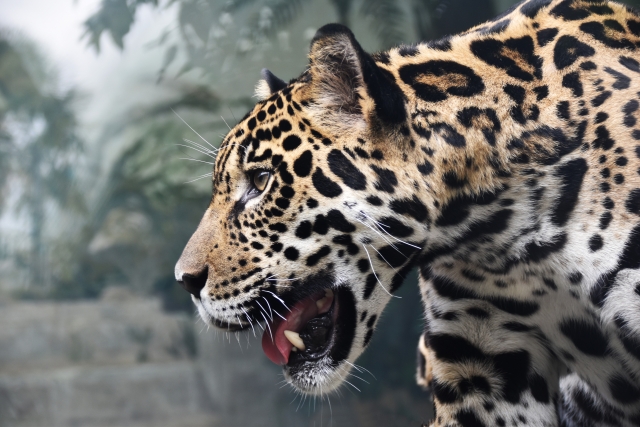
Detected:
left=261, top=287, right=338, bottom=366
left=205, top=279, right=358, bottom=391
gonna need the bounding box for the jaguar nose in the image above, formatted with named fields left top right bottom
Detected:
left=178, top=267, right=208, bottom=299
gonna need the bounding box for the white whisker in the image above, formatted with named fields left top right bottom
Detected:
left=264, top=290, right=292, bottom=312
left=347, top=372, right=370, bottom=384
left=261, top=296, right=274, bottom=320
left=344, top=360, right=376, bottom=379
left=218, top=143, right=248, bottom=154
left=234, top=331, right=242, bottom=351
left=260, top=311, right=273, bottom=341
left=361, top=244, right=398, bottom=299
left=178, top=157, right=215, bottom=165
left=296, top=392, right=306, bottom=412
left=368, top=244, right=397, bottom=272
left=175, top=143, right=217, bottom=160
left=183, top=138, right=218, bottom=153
left=335, top=370, right=360, bottom=393
left=255, top=299, right=273, bottom=321
left=354, top=216, right=400, bottom=253
left=184, top=172, right=212, bottom=184
left=241, top=307, right=256, bottom=337
left=172, top=108, right=217, bottom=150
left=221, top=115, right=232, bottom=131
left=178, top=140, right=218, bottom=154
left=361, top=211, right=422, bottom=250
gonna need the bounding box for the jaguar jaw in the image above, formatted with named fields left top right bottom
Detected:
left=200, top=281, right=358, bottom=394
left=261, top=287, right=337, bottom=366
left=260, top=286, right=358, bottom=394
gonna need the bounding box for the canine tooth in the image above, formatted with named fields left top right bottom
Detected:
left=284, top=330, right=306, bottom=351
left=316, top=288, right=334, bottom=312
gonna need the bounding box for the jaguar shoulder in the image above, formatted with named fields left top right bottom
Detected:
left=176, top=1, right=640, bottom=425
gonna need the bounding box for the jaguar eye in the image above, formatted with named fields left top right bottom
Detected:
left=252, top=170, right=271, bottom=192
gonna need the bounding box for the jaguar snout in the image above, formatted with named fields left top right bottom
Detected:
left=176, top=266, right=208, bottom=298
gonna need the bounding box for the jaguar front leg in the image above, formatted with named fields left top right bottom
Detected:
left=420, top=276, right=563, bottom=427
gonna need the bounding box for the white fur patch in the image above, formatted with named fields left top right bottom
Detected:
left=254, top=79, right=271, bottom=101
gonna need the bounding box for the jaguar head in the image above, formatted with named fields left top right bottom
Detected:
left=175, top=24, right=426, bottom=394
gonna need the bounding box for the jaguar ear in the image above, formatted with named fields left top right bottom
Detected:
left=254, top=68, right=287, bottom=100
left=307, top=24, right=406, bottom=134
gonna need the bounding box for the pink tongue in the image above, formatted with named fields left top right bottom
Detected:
left=261, top=295, right=320, bottom=365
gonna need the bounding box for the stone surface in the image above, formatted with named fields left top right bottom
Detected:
left=195, top=330, right=312, bottom=427
left=0, top=294, right=212, bottom=427
left=0, top=292, right=195, bottom=373
left=0, top=363, right=215, bottom=427
left=0, top=293, right=431, bottom=427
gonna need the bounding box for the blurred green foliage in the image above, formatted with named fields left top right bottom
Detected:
left=82, top=0, right=505, bottom=82
left=0, top=30, right=254, bottom=299
left=83, top=0, right=640, bottom=82
left=0, top=34, right=84, bottom=287
left=83, top=0, right=159, bottom=52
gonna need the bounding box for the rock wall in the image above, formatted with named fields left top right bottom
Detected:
left=0, top=289, right=217, bottom=427
left=0, top=288, right=431, bottom=427
left=0, top=291, right=195, bottom=372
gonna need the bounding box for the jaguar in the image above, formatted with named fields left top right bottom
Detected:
left=175, top=0, right=640, bottom=425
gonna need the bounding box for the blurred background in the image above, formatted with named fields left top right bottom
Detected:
left=1, top=0, right=638, bottom=426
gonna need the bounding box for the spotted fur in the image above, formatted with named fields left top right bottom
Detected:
left=176, top=1, right=640, bottom=425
